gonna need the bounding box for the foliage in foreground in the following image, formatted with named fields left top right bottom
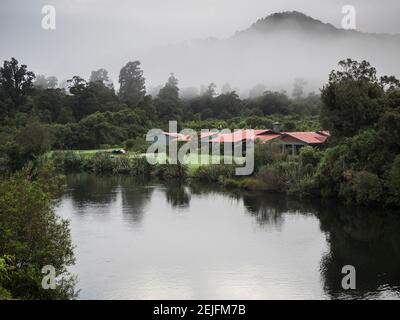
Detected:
left=0, top=163, right=76, bottom=299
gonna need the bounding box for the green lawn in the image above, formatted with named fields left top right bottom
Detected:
left=50, top=149, right=245, bottom=173
left=143, top=153, right=243, bottom=174
left=48, top=148, right=122, bottom=158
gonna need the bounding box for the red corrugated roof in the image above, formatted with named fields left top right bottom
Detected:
left=161, top=129, right=329, bottom=144
left=209, top=129, right=257, bottom=143
left=317, top=130, right=331, bottom=137
left=200, top=131, right=219, bottom=139
left=254, top=129, right=271, bottom=135
left=281, top=132, right=328, bottom=144
left=255, top=134, right=281, bottom=142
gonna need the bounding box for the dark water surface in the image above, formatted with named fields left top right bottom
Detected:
left=56, top=173, right=400, bottom=299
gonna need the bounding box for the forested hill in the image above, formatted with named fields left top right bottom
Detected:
left=142, top=11, right=400, bottom=94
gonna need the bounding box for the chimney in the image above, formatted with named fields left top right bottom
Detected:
left=273, top=122, right=281, bottom=133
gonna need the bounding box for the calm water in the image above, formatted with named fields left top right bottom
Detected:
left=56, top=173, right=400, bottom=300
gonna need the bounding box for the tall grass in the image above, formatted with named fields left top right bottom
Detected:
left=51, top=151, right=151, bottom=176
left=51, top=151, right=84, bottom=172
left=191, top=164, right=235, bottom=183
left=152, top=160, right=188, bottom=180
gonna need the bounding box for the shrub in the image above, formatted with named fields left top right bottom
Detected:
left=83, top=152, right=114, bottom=173
left=130, top=155, right=151, bottom=177
left=192, top=164, right=235, bottom=183
left=0, top=255, right=13, bottom=299
left=256, top=162, right=301, bottom=192
left=223, top=178, right=241, bottom=188
left=0, top=166, right=76, bottom=299
left=51, top=151, right=84, bottom=172
left=385, top=155, right=400, bottom=206
left=345, top=170, right=383, bottom=205
left=124, top=139, right=136, bottom=151
left=254, top=142, right=283, bottom=172
left=124, top=137, right=148, bottom=153
left=299, top=146, right=321, bottom=167
left=288, top=175, right=318, bottom=198
left=112, top=156, right=132, bottom=174
left=153, top=160, right=188, bottom=180
left=237, top=178, right=262, bottom=190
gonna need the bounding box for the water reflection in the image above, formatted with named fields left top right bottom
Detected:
left=66, top=174, right=119, bottom=211
left=119, top=176, right=154, bottom=225
left=59, top=173, right=400, bottom=299
left=316, top=204, right=400, bottom=299
left=163, top=182, right=191, bottom=208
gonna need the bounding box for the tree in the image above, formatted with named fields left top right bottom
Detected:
left=46, top=76, right=58, bottom=89
left=329, top=59, right=378, bottom=83
left=16, top=122, right=54, bottom=160
left=0, top=164, right=76, bottom=299
left=34, top=75, right=58, bottom=89
left=292, top=78, right=307, bottom=99
left=212, top=91, right=242, bottom=118
left=33, top=74, right=48, bottom=89
left=89, top=68, right=113, bottom=88
left=158, top=73, right=179, bottom=101
left=204, top=83, right=217, bottom=97
left=221, top=83, right=232, bottom=94
left=0, top=58, right=35, bottom=110
left=380, top=75, right=400, bottom=92
left=155, top=73, right=182, bottom=122
left=180, top=87, right=198, bottom=100
left=249, top=83, right=267, bottom=98
left=67, top=76, right=120, bottom=120
left=118, top=61, right=146, bottom=106
left=321, top=59, right=384, bottom=138
left=259, top=91, right=291, bottom=115
left=386, top=155, right=400, bottom=206
left=67, top=76, right=87, bottom=95
left=33, top=88, right=71, bottom=123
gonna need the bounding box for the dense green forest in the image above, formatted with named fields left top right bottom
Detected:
left=0, top=58, right=321, bottom=172
left=1, top=56, right=400, bottom=299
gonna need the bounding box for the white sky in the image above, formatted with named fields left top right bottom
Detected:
left=0, top=0, right=399, bottom=86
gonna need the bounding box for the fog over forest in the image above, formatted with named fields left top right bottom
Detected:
left=1, top=1, right=400, bottom=98
left=143, top=11, right=400, bottom=97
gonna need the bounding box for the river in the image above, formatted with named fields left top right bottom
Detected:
left=56, top=173, right=400, bottom=299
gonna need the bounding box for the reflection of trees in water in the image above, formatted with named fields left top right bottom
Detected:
left=66, top=175, right=400, bottom=298
left=187, top=181, right=226, bottom=197
left=163, top=182, right=191, bottom=208
left=316, top=203, right=400, bottom=299
left=188, top=181, right=317, bottom=228
left=187, top=182, right=400, bottom=298
left=241, top=194, right=291, bottom=229
left=119, top=176, right=154, bottom=225
left=66, top=173, right=119, bottom=209
left=66, top=174, right=154, bottom=225
left=242, top=193, right=318, bottom=229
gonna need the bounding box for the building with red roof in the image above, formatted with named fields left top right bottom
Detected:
left=158, top=126, right=330, bottom=155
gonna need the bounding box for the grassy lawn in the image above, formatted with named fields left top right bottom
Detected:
left=48, top=148, right=122, bottom=158
left=50, top=149, right=245, bottom=173
left=143, top=152, right=244, bottom=174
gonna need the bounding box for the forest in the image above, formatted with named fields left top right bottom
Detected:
left=1, top=56, right=400, bottom=299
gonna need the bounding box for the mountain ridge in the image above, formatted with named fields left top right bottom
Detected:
left=141, top=11, right=400, bottom=94
left=233, top=11, right=399, bottom=39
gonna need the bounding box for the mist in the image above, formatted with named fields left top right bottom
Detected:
left=141, top=12, right=400, bottom=97
left=1, top=0, right=400, bottom=96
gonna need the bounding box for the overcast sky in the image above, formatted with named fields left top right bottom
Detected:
left=1, top=0, right=399, bottom=86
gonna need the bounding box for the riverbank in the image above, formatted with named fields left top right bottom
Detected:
left=57, top=172, right=400, bottom=299
left=47, top=144, right=400, bottom=210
